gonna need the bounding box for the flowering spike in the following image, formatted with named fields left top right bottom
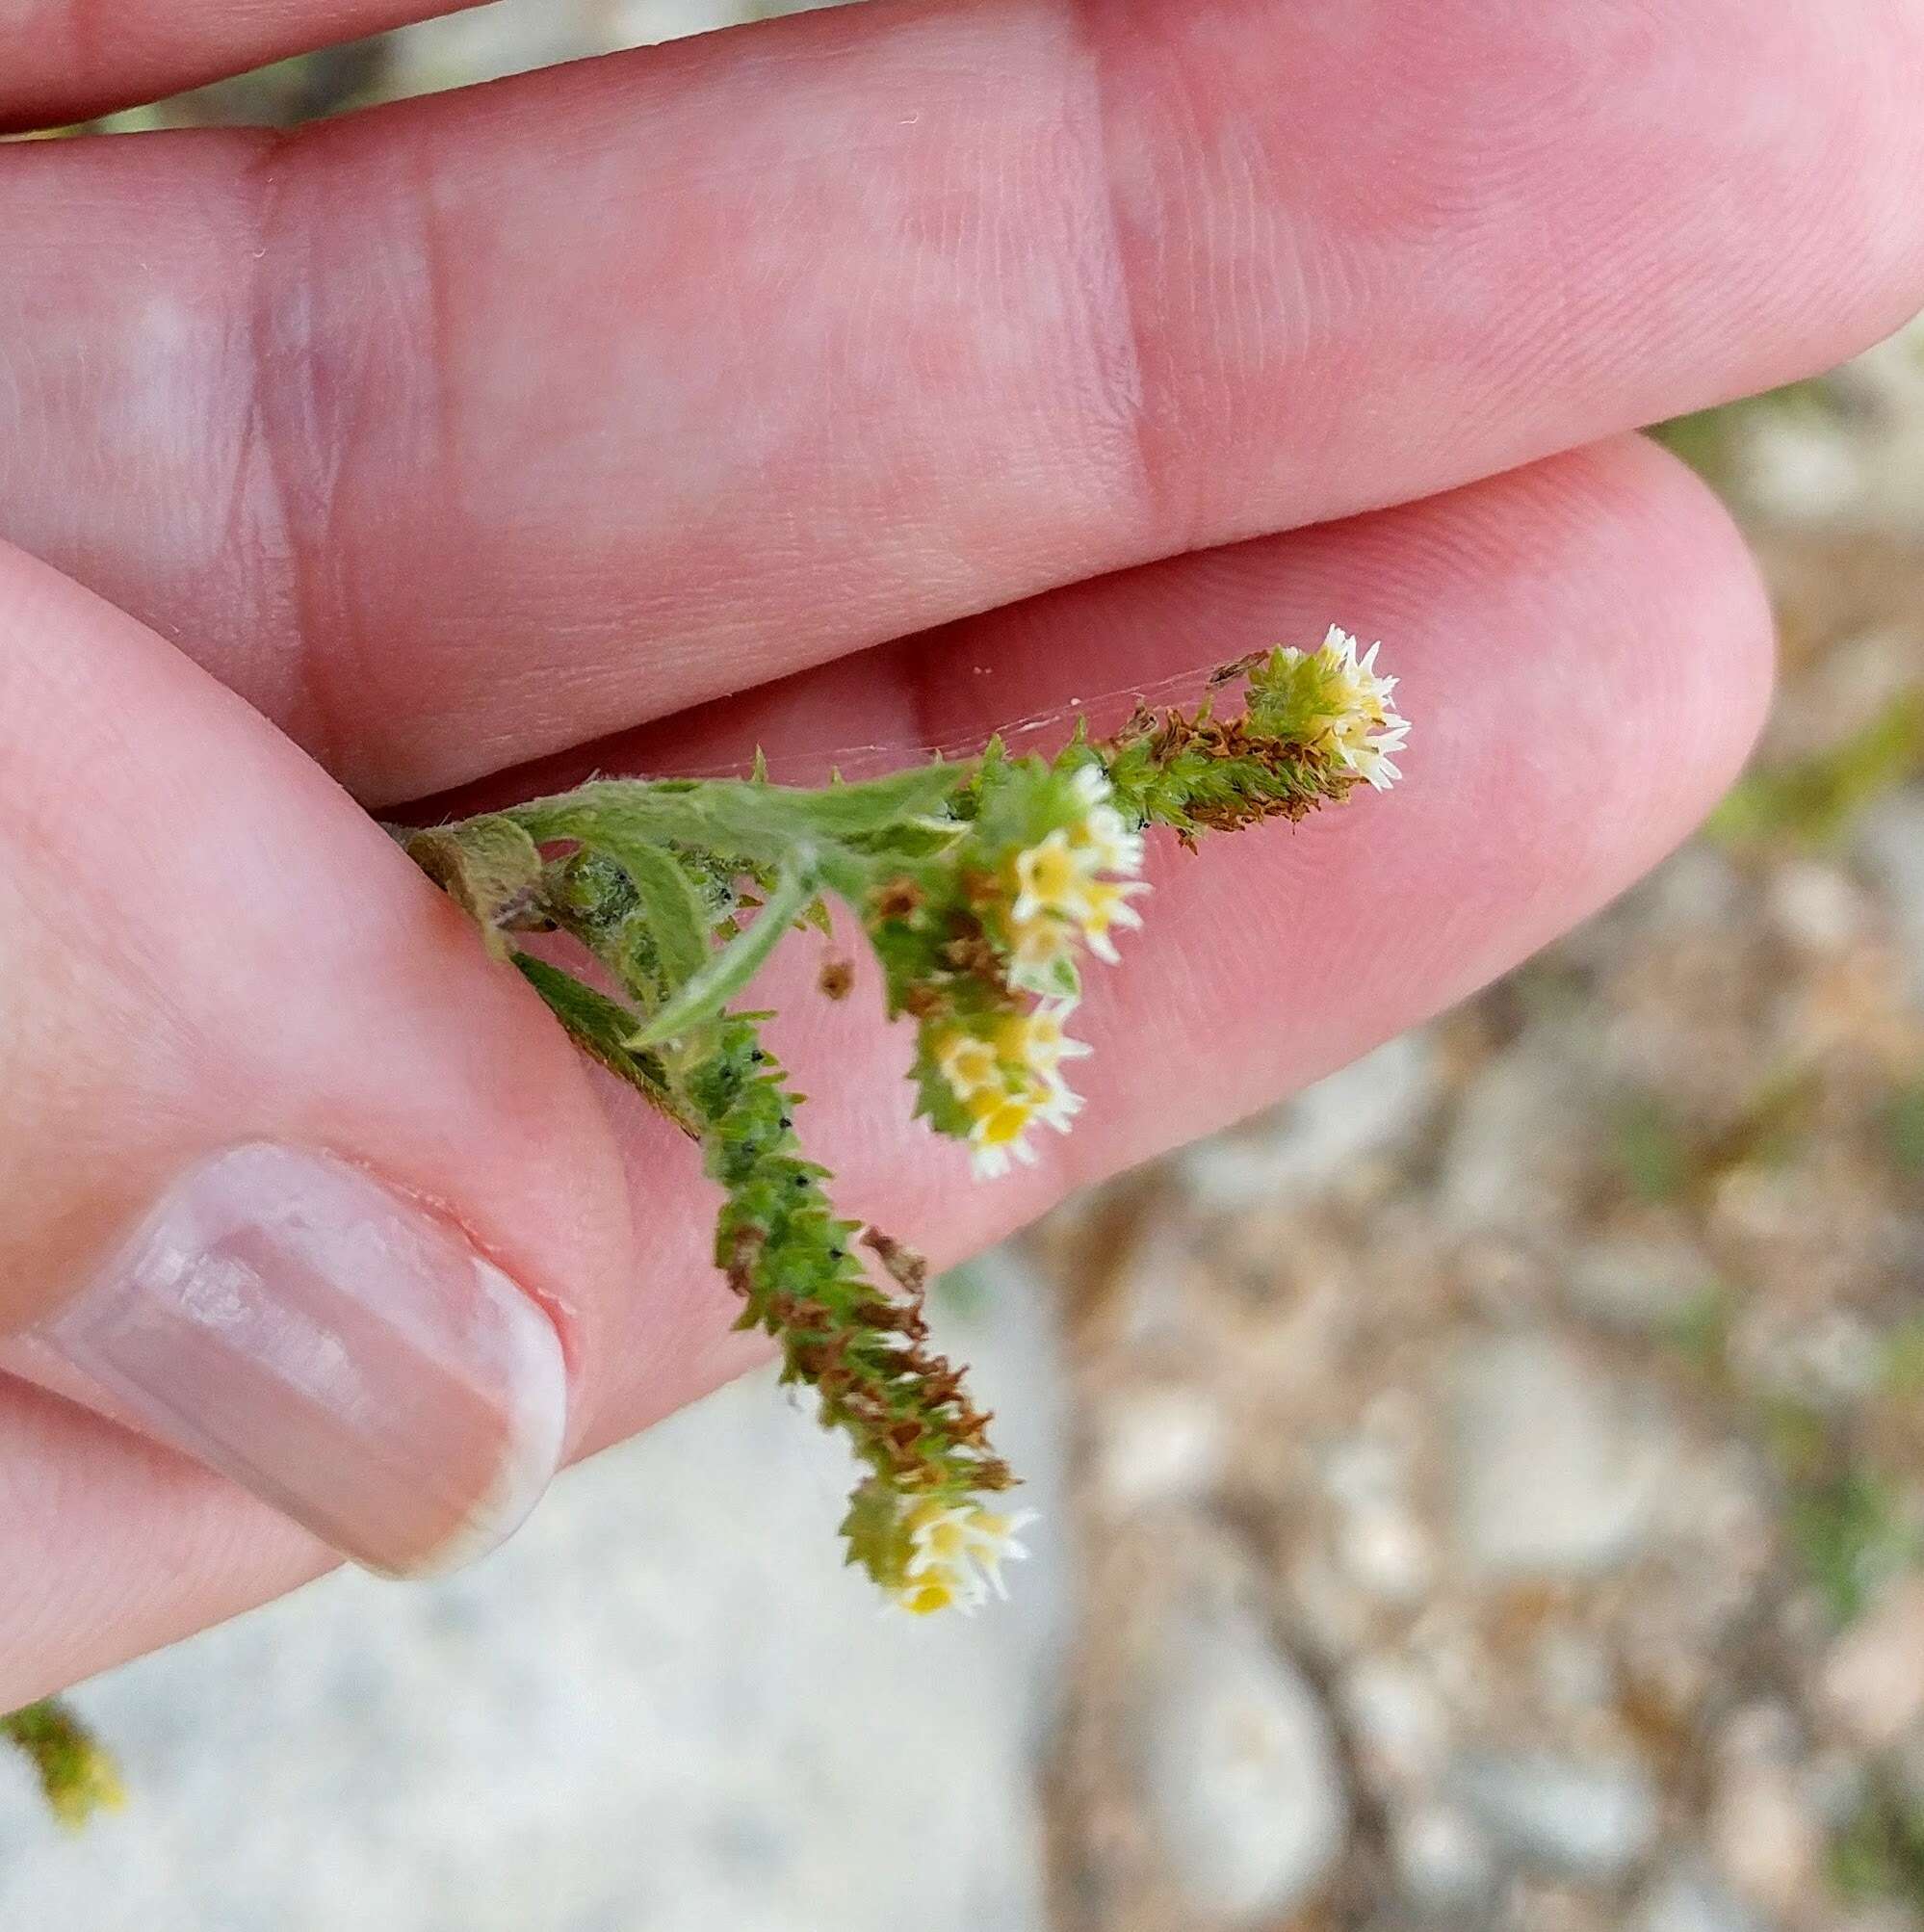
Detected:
left=392, top=629, right=1404, bottom=1625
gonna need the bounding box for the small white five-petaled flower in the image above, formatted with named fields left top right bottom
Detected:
left=892, top=1500, right=1041, bottom=1615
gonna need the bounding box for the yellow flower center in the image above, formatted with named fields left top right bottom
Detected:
left=898, top=1578, right=957, bottom=1616
left=1010, top=914, right=1074, bottom=963
left=1013, top=834, right=1082, bottom=912
left=997, top=1010, right=1060, bottom=1057
left=970, top=1095, right=1035, bottom=1146
left=935, top=1030, right=1001, bottom=1100
left=1082, top=882, right=1125, bottom=933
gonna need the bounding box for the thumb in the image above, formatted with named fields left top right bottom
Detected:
left=0, top=541, right=630, bottom=1577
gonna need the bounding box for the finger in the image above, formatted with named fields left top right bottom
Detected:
left=0, top=1, right=483, bottom=127
left=0, top=537, right=637, bottom=1606
left=0, top=435, right=1773, bottom=1702
left=0, top=0, right=1911, bottom=804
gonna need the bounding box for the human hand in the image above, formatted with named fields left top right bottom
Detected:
left=0, top=0, right=1918, bottom=1705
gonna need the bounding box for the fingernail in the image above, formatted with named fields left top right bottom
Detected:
left=38, top=1143, right=566, bottom=1579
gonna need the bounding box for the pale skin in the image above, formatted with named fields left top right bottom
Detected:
left=0, top=0, right=1919, bottom=1704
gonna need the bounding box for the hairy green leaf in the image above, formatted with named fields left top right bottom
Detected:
left=628, top=861, right=819, bottom=1047
left=574, top=829, right=714, bottom=990
left=510, top=953, right=697, bottom=1136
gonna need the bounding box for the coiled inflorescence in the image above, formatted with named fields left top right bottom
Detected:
left=401, top=629, right=1407, bottom=1611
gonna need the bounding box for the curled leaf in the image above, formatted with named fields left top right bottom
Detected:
left=400, top=817, right=546, bottom=958
left=628, top=860, right=819, bottom=1048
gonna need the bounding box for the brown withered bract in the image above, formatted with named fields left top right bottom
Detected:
left=899, top=982, right=949, bottom=1020
left=870, top=875, right=924, bottom=922
left=861, top=1226, right=930, bottom=1296
left=939, top=933, right=1004, bottom=979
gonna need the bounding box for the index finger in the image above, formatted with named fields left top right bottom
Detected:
left=0, top=0, right=1917, bottom=802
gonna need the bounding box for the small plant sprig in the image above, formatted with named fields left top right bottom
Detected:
left=1, top=1700, right=124, bottom=1827
left=2, top=629, right=1405, bottom=1817
left=399, top=627, right=1407, bottom=1614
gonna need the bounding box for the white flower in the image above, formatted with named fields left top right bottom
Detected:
left=1271, top=626, right=1409, bottom=791
left=1344, top=725, right=1408, bottom=791
left=1002, top=764, right=1151, bottom=987
left=967, top=1089, right=1042, bottom=1179
left=1076, top=800, right=1146, bottom=875
left=1078, top=879, right=1149, bottom=964
left=1032, top=1079, right=1084, bottom=1135
left=1058, top=766, right=1138, bottom=863
left=954, top=768, right=1153, bottom=1180
left=938, top=1005, right=1092, bottom=1178
left=995, top=1003, right=1093, bottom=1081
left=935, top=1029, right=1001, bottom=1102
left=1066, top=763, right=1110, bottom=809
left=1313, top=625, right=1409, bottom=792
left=1006, top=913, right=1082, bottom=996
left=1009, top=828, right=1090, bottom=927
left=893, top=1501, right=1041, bottom=1614
left=1006, top=840, right=1148, bottom=967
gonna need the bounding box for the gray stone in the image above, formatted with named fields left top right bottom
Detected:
left=1437, top=1032, right=1601, bottom=1233
left=1708, top=1707, right=1825, bottom=1916
left=1448, top=1332, right=1674, bottom=1579
left=1450, top=1751, right=1660, bottom=1882
left=1820, top=1577, right=1924, bottom=1747
left=1634, top=1866, right=1765, bottom=1932
left=1563, top=1236, right=1721, bottom=1333
left=1388, top=1803, right=1496, bottom=1914
left=1858, top=792, right=1924, bottom=1009
left=1340, top=1657, right=1449, bottom=1788
left=0, top=1247, right=1069, bottom=1932
left=1320, top=1434, right=1435, bottom=1605
left=1093, top=1387, right=1228, bottom=1513
left=1748, top=317, right=1924, bottom=528
left=1766, top=860, right=1867, bottom=955
left=1138, top=1586, right=1350, bottom=1923
left=1182, top=1033, right=1438, bottom=1206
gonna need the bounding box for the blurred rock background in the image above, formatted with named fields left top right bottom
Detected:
left=5, top=4, right=1924, bottom=1928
